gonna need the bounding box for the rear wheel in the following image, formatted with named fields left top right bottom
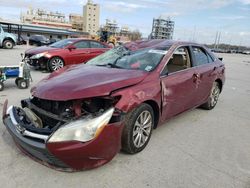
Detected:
left=17, top=79, right=28, bottom=89
left=201, top=82, right=221, bottom=110
left=122, top=103, right=154, bottom=154
left=0, top=82, right=4, bottom=91
left=48, top=57, right=64, bottom=72
left=3, top=40, right=14, bottom=49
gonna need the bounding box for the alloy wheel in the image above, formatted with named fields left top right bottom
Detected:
left=133, top=110, right=153, bottom=148
left=211, top=83, right=220, bottom=107
left=51, top=58, right=64, bottom=71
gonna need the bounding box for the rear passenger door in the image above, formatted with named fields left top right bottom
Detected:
left=190, top=46, right=218, bottom=105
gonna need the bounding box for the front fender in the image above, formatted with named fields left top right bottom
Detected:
left=111, top=79, right=162, bottom=113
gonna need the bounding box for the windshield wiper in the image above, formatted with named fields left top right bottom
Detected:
left=97, top=63, right=123, bottom=69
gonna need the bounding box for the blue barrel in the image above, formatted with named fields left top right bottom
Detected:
left=5, top=68, right=19, bottom=77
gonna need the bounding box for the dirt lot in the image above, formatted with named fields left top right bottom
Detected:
left=0, top=45, right=250, bottom=188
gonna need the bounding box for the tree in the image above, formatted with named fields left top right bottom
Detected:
left=128, top=30, right=142, bottom=41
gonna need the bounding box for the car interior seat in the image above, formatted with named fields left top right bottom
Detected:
left=167, top=54, right=187, bottom=73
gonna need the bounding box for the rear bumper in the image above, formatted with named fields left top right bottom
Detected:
left=2, top=103, right=124, bottom=171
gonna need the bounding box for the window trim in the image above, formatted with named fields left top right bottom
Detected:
left=73, top=40, right=90, bottom=49
left=90, top=41, right=106, bottom=48
left=160, top=45, right=194, bottom=77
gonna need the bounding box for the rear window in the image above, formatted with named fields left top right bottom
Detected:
left=192, top=47, right=209, bottom=66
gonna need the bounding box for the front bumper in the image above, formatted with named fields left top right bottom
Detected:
left=25, top=56, right=48, bottom=69
left=2, top=103, right=124, bottom=171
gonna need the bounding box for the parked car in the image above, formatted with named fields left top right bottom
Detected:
left=29, top=35, right=50, bottom=46
left=0, top=24, right=17, bottom=49
left=2, top=40, right=225, bottom=171
left=49, top=38, right=59, bottom=44
left=15, top=35, right=29, bottom=45
left=25, top=38, right=111, bottom=72
left=242, top=50, right=250, bottom=55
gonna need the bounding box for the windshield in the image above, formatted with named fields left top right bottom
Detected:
left=86, top=46, right=169, bottom=72
left=35, top=35, right=46, bottom=41
left=50, top=39, right=75, bottom=48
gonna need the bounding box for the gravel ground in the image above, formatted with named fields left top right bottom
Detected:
left=0, top=45, right=250, bottom=188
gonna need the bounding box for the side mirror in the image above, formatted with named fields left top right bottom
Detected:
left=218, top=57, right=223, bottom=61
left=67, top=45, right=76, bottom=50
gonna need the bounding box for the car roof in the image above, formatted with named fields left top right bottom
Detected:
left=124, top=39, right=201, bottom=51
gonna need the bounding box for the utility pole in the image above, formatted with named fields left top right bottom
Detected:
left=217, top=32, right=221, bottom=49
left=214, top=31, right=218, bottom=49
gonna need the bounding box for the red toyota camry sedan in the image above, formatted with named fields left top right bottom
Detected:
left=2, top=39, right=225, bottom=171
left=24, top=38, right=110, bottom=72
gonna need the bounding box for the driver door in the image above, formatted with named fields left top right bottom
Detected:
left=160, top=46, right=198, bottom=120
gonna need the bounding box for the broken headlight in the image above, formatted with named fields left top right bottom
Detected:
left=48, top=108, right=114, bottom=143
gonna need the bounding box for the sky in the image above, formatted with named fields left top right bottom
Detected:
left=0, top=0, right=250, bottom=46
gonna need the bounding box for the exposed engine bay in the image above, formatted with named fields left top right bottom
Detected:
left=10, top=96, right=122, bottom=137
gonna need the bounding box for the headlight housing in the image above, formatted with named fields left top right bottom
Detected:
left=48, top=108, right=114, bottom=143
left=30, top=52, right=48, bottom=59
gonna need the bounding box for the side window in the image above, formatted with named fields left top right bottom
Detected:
left=192, top=47, right=209, bottom=66
left=74, top=41, right=90, bottom=49
left=90, top=41, right=106, bottom=48
left=161, top=46, right=191, bottom=75
left=207, top=54, right=215, bottom=63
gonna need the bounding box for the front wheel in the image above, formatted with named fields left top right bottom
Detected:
left=201, top=82, right=221, bottom=110
left=122, top=103, right=154, bottom=154
left=3, top=40, right=14, bottom=49
left=48, top=57, right=64, bottom=72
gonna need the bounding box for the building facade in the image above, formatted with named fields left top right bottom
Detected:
left=21, top=8, right=72, bottom=29
left=150, top=17, right=174, bottom=40
left=83, top=0, right=100, bottom=35
left=69, top=14, right=84, bottom=31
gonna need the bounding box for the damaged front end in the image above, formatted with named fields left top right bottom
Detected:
left=2, top=96, right=124, bottom=171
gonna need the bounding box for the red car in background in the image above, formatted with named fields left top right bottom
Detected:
left=3, top=40, right=225, bottom=171
left=25, top=38, right=110, bottom=72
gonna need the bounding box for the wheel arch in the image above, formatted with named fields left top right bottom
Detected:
left=215, top=78, right=223, bottom=93
left=49, top=56, right=65, bottom=63
left=3, top=37, right=15, bottom=44
left=143, top=100, right=160, bottom=129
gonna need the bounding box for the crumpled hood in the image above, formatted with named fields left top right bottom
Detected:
left=25, top=46, right=59, bottom=55
left=31, top=64, right=148, bottom=100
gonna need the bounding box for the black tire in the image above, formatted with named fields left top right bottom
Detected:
left=0, top=82, right=4, bottom=91
left=47, top=57, right=64, bottom=72
left=17, top=79, right=28, bottom=89
left=15, top=78, right=21, bottom=86
left=201, top=82, right=221, bottom=110
left=122, top=103, right=154, bottom=154
left=3, top=40, right=14, bottom=49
